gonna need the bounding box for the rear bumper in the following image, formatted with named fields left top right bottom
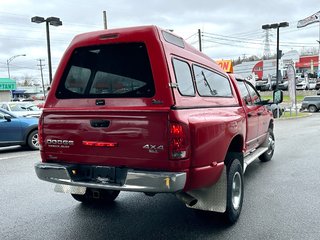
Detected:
left=35, top=162, right=186, bottom=193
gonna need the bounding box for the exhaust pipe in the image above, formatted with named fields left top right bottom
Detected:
left=176, top=192, right=198, bottom=207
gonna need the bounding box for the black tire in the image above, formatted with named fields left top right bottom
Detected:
left=71, top=188, right=120, bottom=204
left=272, top=108, right=283, bottom=118
left=272, top=110, right=277, bottom=118
left=225, top=154, right=244, bottom=224
left=259, top=128, right=275, bottom=162
left=308, top=105, right=318, bottom=113
left=27, top=130, right=39, bottom=150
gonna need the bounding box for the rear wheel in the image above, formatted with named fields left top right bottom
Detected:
left=259, top=128, right=275, bottom=162
left=72, top=188, right=120, bottom=204
left=308, top=105, right=318, bottom=113
left=225, top=153, right=244, bottom=224
left=272, top=109, right=281, bottom=118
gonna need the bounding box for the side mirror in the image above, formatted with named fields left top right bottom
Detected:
left=273, top=90, right=283, bottom=104
left=4, top=115, right=12, bottom=122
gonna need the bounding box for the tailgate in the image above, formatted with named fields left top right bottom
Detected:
left=41, top=109, right=171, bottom=169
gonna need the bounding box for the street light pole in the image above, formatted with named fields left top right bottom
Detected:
left=262, top=22, right=289, bottom=90
left=31, top=16, right=62, bottom=84
left=276, top=26, right=280, bottom=90
left=45, top=20, right=53, bottom=84
left=262, top=22, right=289, bottom=119
left=6, top=54, right=26, bottom=79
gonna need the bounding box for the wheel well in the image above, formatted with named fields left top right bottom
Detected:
left=24, top=128, right=38, bottom=144
left=269, top=120, right=274, bottom=130
left=225, top=135, right=244, bottom=168
left=227, top=135, right=243, bottom=153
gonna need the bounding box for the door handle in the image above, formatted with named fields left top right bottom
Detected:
left=90, top=120, right=110, bottom=128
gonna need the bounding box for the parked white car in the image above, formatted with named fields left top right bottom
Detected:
left=0, top=102, right=42, bottom=118
left=296, top=80, right=309, bottom=90
left=308, top=78, right=317, bottom=90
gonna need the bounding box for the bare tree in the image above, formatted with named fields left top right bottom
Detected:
left=21, top=74, right=36, bottom=86
left=300, top=47, right=318, bottom=56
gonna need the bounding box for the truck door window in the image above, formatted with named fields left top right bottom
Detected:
left=245, top=82, right=261, bottom=104
left=236, top=80, right=252, bottom=105
left=193, top=65, right=232, bottom=97
left=236, top=80, right=261, bottom=105
left=172, top=59, right=195, bottom=96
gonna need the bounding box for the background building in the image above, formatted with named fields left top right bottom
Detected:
left=0, top=78, right=16, bottom=101
left=234, top=50, right=317, bottom=80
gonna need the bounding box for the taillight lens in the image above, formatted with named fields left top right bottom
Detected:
left=169, top=122, right=189, bottom=159
left=38, top=114, right=44, bottom=150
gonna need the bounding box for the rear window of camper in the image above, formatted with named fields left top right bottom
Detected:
left=56, top=42, right=155, bottom=99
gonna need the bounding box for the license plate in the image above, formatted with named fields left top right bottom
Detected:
left=92, top=166, right=116, bottom=183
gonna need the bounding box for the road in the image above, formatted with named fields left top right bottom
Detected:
left=1, top=114, right=320, bottom=240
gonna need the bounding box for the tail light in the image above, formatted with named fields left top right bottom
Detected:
left=38, top=114, right=44, bottom=150
left=169, top=122, right=190, bottom=160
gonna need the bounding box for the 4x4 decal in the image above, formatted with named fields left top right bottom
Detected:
left=143, top=144, right=164, bottom=153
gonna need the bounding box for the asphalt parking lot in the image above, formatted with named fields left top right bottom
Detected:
left=1, top=113, right=320, bottom=240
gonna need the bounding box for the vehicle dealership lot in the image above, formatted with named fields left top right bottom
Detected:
left=1, top=114, right=320, bottom=240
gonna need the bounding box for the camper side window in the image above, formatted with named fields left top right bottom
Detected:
left=172, top=58, right=195, bottom=96
left=193, top=65, right=232, bottom=97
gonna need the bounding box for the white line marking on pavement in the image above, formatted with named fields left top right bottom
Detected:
left=0, top=152, right=39, bottom=160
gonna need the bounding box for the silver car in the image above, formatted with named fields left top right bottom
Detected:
left=0, top=102, right=42, bottom=118
left=300, top=96, right=320, bottom=112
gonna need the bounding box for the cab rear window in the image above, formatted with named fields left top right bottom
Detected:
left=56, top=43, right=155, bottom=99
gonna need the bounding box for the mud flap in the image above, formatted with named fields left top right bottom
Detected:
left=186, top=166, right=227, bottom=213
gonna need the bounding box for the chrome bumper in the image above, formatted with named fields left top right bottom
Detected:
left=35, top=162, right=186, bottom=193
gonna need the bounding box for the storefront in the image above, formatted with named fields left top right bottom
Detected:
left=295, top=55, right=319, bottom=77
left=0, top=78, right=16, bottom=101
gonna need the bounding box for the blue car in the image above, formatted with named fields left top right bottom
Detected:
left=0, top=108, right=39, bottom=150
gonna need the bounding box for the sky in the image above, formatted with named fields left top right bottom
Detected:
left=0, top=0, right=319, bottom=85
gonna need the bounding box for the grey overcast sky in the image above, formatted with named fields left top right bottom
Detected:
left=0, top=0, right=319, bottom=84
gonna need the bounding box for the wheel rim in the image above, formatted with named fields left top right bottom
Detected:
left=231, top=172, right=242, bottom=210
left=266, top=134, right=275, bottom=155
left=32, top=133, right=39, bottom=148
left=309, top=106, right=316, bottom=112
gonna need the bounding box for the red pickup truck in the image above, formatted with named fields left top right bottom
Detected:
left=35, top=26, right=282, bottom=224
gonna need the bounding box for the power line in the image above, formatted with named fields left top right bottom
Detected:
left=203, top=32, right=262, bottom=43
left=185, top=32, right=198, bottom=40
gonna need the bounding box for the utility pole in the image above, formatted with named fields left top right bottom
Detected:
left=103, top=11, right=107, bottom=29
left=198, top=29, right=202, bottom=52
left=37, top=59, right=46, bottom=99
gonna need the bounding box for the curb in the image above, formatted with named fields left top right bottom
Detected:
left=275, top=113, right=312, bottom=120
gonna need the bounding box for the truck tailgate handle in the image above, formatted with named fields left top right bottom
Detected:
left=90, top=120, right=110, bottom=128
